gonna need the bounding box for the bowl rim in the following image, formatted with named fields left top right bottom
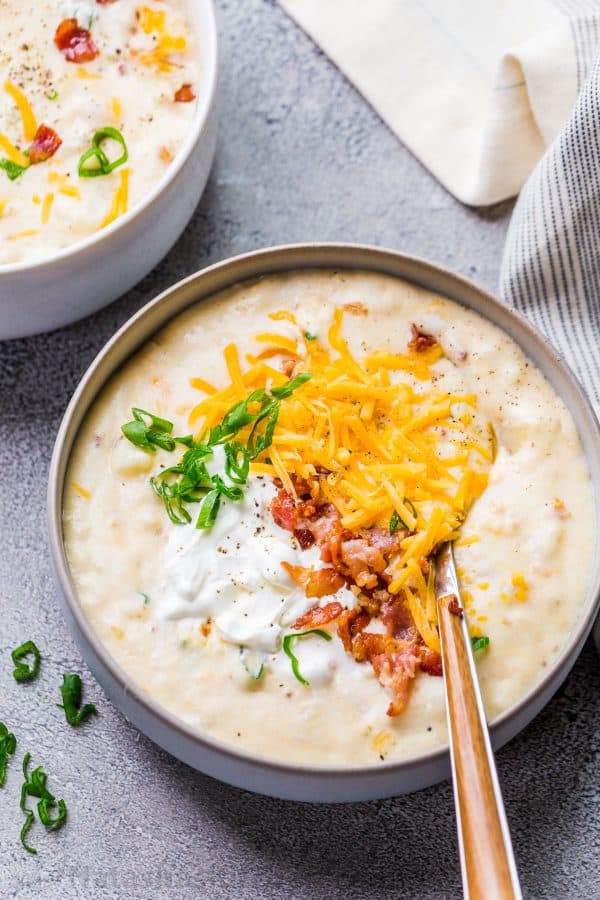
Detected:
left=0, top=0, right=218, bottom=276
left=48, top=242, right=600, bottom=780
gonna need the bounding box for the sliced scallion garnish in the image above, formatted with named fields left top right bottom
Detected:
left=282, top=629, right=332, bottom=686
left=11, top=641, right=41, bottom=683
left=45, top=89, right=59, bottom=101
left=57, top=674, right=97, bottom=727
left=471, top=635, right=490, bottom=653
left=78, top=126, right=128, bottom=178
left=389, top=510, right=407, bottom=535
left=123, top=372, right=312, bottom=530
left=19, top=753, right=67, bottom=854
left=239, top=648, right=265, bottom=681
left=0, top=722, right=16, bottom=787
left=403, top=497, right=418, bottom=520
left=0, top=157, right=27, bottom=181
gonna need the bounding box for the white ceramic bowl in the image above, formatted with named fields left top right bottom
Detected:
left=48, top=244, right=600, bottom=802
left=0, top=0, right=218, bottom=340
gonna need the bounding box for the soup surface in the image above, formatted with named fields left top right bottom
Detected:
left=64, top=270, right=595, bottom=766
left=0, top=0, right=199, bottom=264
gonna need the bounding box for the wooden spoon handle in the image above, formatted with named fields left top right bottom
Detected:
left=438, top=593, right=522, bottom=900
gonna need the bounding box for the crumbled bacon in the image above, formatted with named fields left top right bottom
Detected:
left=281, top=358, right=296, bottom=377
left=28, top=125, right=62, bottom=164
left=293, top=528, right=314, bottom=550
left=372, top=647, right=421, bottom=716
left=281, top=562, right=345, bottom=598
left=408, top=323, right=438, bottom=352
left=419, top=647, right=443, bottom=676
left=271, top=488, right=298, bottom=532
left=448, top=596, right=463, bottom=617
left=174, top=83, right=196, bottom=102
left=270, top=479, right=443, bottom=716
left=54, top=18, right=99, bottom=63
left=293, top=601, right=344, bottom=630
left=96, top=0, right=119, bottom=4
left=381, top=596, right=418, bottom=641
left=337, top=608, right=370, bottom=652
left=343, top=302, right=368, bottom=316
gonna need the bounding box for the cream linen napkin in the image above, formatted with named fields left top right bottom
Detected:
left=278, top=0, right=600, bottom=205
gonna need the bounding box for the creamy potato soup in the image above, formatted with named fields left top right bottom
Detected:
left=0, top=0, right=199, bottom=264
left=64, top=271, right=595, bottom=766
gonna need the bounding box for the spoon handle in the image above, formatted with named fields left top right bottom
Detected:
left=438, top=593, right=522, bottom=900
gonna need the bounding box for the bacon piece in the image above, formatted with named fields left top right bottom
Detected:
left=337, top=608, right=371, bottom=652
left=310, top=503, right=344, bottom=564
left=271, top=488, right=298, bottom=532
left=28, top=125, right=62, bottom=164
left=448, top=596, right=463, bottom=617
left=343, top=302, right=368, bottom=316
left=293, top=601, right=344, bottom=630
left=419, top=647, right=443, bottom=677
left=174, top=83, right=196, bottom=102
left=96, top=0, right=119, bottom=4
left=54, top=18, right=99, bottom=63
left=281, top=358, right=296, bottom=377
left=381, top=596, right=418, bottom=641
left=408, top=323, right=437, bottom=352
left=281, top=562, right=345, bottom=598
left=341, top=537, right=388, bottom=588
left=372, top=648, right=420, bottom=716
left=293, top=527, right=314, bottom=550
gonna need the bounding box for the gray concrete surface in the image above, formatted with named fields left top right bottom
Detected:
left=1, top=1, right=598, bottom=898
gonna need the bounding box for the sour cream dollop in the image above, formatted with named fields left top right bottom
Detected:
left=156, top=472, right=354, bottom=653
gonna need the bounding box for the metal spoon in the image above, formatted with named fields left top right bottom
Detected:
left=435, top=541, right=522, bottom=900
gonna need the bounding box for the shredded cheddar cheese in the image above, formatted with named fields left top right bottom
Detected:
left=511, top=572, right=529, bottom=603
left=0, top=197, right=8, bottom=217
left=188, top=308, right=493, bottom=652
left=4, top=81, right=37, bottom=142
left=71, top=481, right=91, bottom=500
left=8, top=228, right=39, bottom=240
left=41, top=193, right=54, bottom=224
left=48, top=171, right=80, bottom=200
left=135, top=6, right=187, bottom=71
left=75, top=68, right=101, bottom=80
left=99, top=168, right=130, bottom=229
left=0, top=133, right=30, bottom=168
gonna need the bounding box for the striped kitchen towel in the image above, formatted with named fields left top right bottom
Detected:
left=500, top=52, right=600, bottom=650
left=500, top=52, right=600, bottom=413
left=279, top=0, right=600, bottom=205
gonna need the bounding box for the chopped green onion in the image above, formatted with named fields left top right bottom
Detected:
left=139, top=591, right=150, bottom=605
left=471, top=635, right=490, bottom=653
left=224, top=441, right=250, bottom=484
left=403, top=497, right=418, bottom=520
left=121, top=408, right=191, bottom=454
left=304, top=332, right=317, bottom=341
left=240, top=648, right=265, bottom=681
left=0, top=158, right=26, bottom=181
left=45, top=89, right=59, bottom=101
left=78, top=126, right=128, bottom=178
left=11, top=641, right=41, bottom=683
left=389, top=510, right=408, bottom=535
left=57, top=674, right=97, bottom=727
left=196, top=489, right=221, bottom=529
left=123, top=372, right=312, bottom=530
left=38, top=797, right=68, bottom=829
left=0, top=722, right=16, bottom=787
left=282, top=629, right=332, bottom=686
left=19, top=753, right=67, bottom=854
